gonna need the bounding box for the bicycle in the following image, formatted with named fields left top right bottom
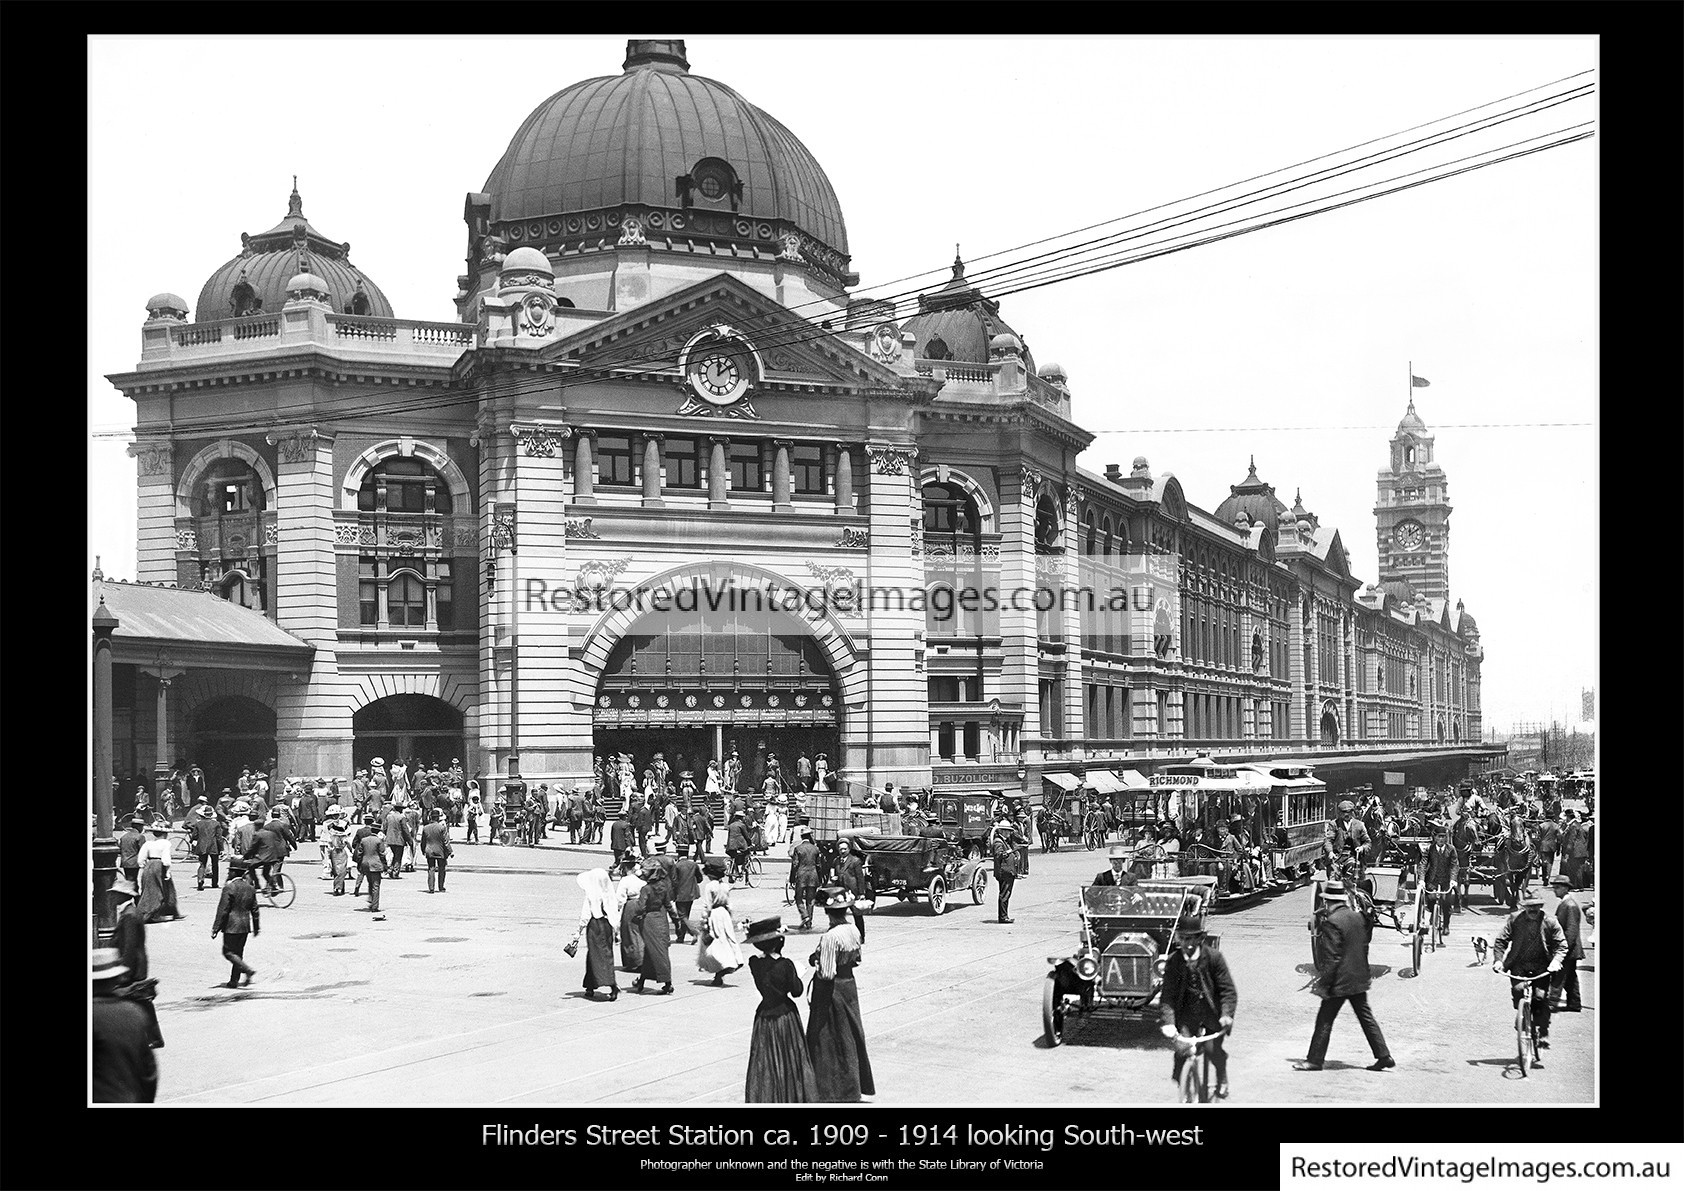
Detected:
left=729, top=852, right=761, bottom=888
left=1493, top=967, right=1551, bottom=1076
left=232, top=862, right=296, bottom=909
left=1174, top=1028, right=1231, bottom=1103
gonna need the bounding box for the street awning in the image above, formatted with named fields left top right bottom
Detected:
left=1117, top=769, right=1151, bottom=789
left=1085, top=770, right=1126, bottom=794
left=1041, top=772, right=1082, bottom=791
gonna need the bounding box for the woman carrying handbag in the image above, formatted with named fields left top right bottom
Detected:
left=574, top=869, right=620, bottom=1001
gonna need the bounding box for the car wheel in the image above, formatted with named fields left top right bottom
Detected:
left=1042, top=975, right=1064, bottom=1047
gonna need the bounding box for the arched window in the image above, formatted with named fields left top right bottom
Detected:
left=358, top=456, right=454, bottom=514
left=388, top=570, right=427, bottom=627
left=198, top=458, right=266, bottom=517
left=1084, top=512, right=1098, bottom=554
left=1034, top=494, right=1062, bottom=551
left=922, top=482, right=979, bottom=537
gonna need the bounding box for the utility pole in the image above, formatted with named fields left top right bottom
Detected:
left=93, top=591, right=121, bottom=944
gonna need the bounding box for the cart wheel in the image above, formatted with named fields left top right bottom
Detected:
left=1042, top=975, right=1064, bottom=1047
left=971, top=868, right=988, bottom=904
left=928, top=875, right=948, bottom=915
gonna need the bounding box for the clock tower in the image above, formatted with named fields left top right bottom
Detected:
left=1375, top=399, right=1452, bottom=601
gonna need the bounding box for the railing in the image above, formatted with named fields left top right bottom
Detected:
left=231, top=317, right=280, bottom=341
left=331, top=314, right=399, bottom=341
left=173, top=323, right=224, bottom=346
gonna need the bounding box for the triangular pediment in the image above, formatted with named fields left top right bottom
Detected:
left=544, top=273, right=908, bottom=391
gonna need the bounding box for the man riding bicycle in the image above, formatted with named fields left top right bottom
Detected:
left=1420, top=819, right=1459, bottom=927
left=1492, top=892, right=1567, bottom=1050
left=1159, top=910, right=1236, bottom=1100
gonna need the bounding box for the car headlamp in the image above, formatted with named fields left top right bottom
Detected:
left=1076, top=952, right=1100, bottom=981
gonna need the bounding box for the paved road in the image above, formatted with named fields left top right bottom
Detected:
left=141, top=836, right=1593, bottom=1105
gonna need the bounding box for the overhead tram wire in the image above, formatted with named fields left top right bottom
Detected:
left=94, top=110, right=1595, bottom=441
left=542, top=83, right=1596, bottom=379
left=96, top=81, right=1597, bottom=437
left=98, top=123, right=1594, bottom=445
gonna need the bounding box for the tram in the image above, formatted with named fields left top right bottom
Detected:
left=1234, top=761, right=1334, bottom=884
left=1147, top=757, right=1275, bottom=902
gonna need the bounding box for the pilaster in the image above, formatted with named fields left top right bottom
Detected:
left=1000, top=464, right=1041, bottom=760
left=129, top=441, right=177, bottom=582
left=859, top=443, right=926, bottom=787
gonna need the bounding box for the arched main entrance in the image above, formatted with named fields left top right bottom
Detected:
left=593, top=607, right=841, bottom=795
left=191, top=696, right=277, bottom=795
left=1319, top=704, right=1340, bottom=748
left=353, top=695, right=464, bottom=773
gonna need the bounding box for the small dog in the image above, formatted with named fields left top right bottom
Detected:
left=1471, top=936, right=1489, bottom=964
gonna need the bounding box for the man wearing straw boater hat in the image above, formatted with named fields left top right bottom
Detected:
left=92, top=949, right=157, bottom=1102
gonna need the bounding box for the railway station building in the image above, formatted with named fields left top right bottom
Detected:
left=101, top=40, right=1493, bottom=803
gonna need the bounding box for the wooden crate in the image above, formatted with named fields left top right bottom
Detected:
left=807, top=792, right=853, bottom=840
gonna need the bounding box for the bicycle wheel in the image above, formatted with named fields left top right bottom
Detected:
left=271, top=872, right=297, bottom=909
left=1178, top=1054, right=1204, bottom=1103
left=1430, top=899, right=1444, bottom=952
left=1411, top=920, right=1423, bottom=974
left=739, top=860, right=756, bottom=888
left=1516, top=997, right=1532, bottom=1075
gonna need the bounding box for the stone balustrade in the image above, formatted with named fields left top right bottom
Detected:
left=141, top=308, right=474, bottom=368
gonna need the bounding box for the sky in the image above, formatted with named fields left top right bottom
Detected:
left=88, top=35, right=1597, bottom=735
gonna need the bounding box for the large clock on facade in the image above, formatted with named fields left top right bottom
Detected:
left=677, top=323, right=762, bottom=412
left=1393, top=520, right=1426, bottom=551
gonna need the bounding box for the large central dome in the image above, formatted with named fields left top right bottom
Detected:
left=482, top=40, right=849, bottom=276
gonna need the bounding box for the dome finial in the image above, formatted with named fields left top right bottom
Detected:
left=287, top=177, right=303, bottom=219
left=1247, top=454, right=1257, bottom=479
left=952, top=244, right=965, bottom=281
left=624, top=39, right=689, bottom=73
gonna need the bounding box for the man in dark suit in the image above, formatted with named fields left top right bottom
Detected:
left=1092, top=843, right=1140, bottom=888
left=190, top=809, right=226, bottom=890
left=992, top=817, right=1023, bottom=924
left=1323, top=800, right=1371, bottom=883
left=117, top=816, right=148, bottom=886
left=1493, top=892, right=1567, bottom=1048
left=789, top=829, right=822, bottom=931
left=1159, top=912, right=1236, bottom=1099
left=93, top=949, right=157, bottom=1102
left=357, top=827, right=390, bottom=912
left=1295, top=883, right=1394, bottom=1072
left=689, top=805, right=714, bottom=862
left=1548, top=874, right=1585, bottom=1013
left=385, top=805, right=412, bottom=878
left=670, top=851, right=702, bottom=943
left=609, top=808, right=634, bottom=869
left=211, top=866, right=261, bottom=988
left=421, top=809, right=454, bottom=893
left=242, top=811, right=295, bottom=895
left=631, top=797, right=653, bottom=859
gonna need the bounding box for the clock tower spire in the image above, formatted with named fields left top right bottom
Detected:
left=1375, top=397, right=1451, bottom=600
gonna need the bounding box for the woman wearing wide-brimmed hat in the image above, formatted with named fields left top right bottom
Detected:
left=744, top=916, right=818, bottom=1102
left=575, top=868, right=620, bottom=1000
left=805, top=886, right=875, bottom=1102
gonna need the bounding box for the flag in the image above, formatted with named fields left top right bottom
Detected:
left=1411, top=375, right=1431, bottom=388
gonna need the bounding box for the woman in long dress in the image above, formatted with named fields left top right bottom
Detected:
left=696, top=885, right=745, bottom=986
left=632, top=856, right=675, bottom=995
left=744, top=917, right=819, bottom=1102
left=805, top=888, right=875, bottom=1102
left=136, top=825, right=181, bottom=923
left=615, top=856, right=646, bottom=972
left=575, top=869, right=620, bottom=1001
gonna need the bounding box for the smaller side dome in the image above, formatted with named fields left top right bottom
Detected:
left=145, top=292, right=190, bottom=322
left=1039, top=361, right=1068, bottom=385
left=501, top=246, right=553, bottom=276
left=1131, top=456, right=1151, bottom=478
left=286, top=272, right=330, bottom=302
left=989, top=332, right=1021, bottom=355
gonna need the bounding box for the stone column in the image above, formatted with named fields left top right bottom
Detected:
left=128, top=441, right=177, bottom=582
left=708, top=436, right=730, bottom=510
left=859, top=443, right=927, bottom=789
left=1060, top=486, right=1085, bottom=762
left=512, top=423, right=575, bottom=778
left=141, top=666, right=186, bottom=795
left=641, top=434, right=664, bottom=507
left=572, top=432, right=595, bottom=504
left=772, top=440, right=793, bottom=511
left=266, top=427, right=349, bottom=777
left=1001, top=465, right=1042, bottom=763
left=834, top=445, right=855, bottom=512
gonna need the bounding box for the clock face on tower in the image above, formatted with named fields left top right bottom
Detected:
left=1393, top=520, right=1425, bottom=551
left=679, top=324, right=759, bottom=409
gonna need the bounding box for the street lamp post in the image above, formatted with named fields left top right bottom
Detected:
left=93, top=594, right=121, bottom=944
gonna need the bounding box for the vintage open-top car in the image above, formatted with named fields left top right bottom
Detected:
left=1042, top=875, right=1219, bottom=1046
left=843, top=828, right=990, bottom=915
